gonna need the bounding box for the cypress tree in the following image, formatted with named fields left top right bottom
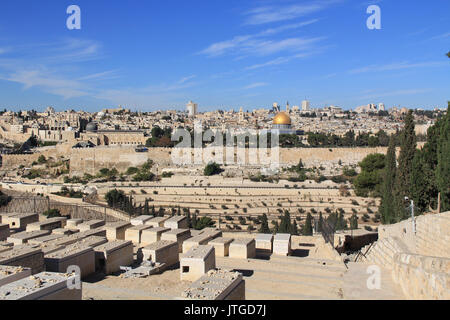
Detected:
left=302, top=213, right=313, bottom=236
left=379, top=136, right=397, bottom=224
left=394, top=110, right=417, bottom=221
left=317, top=212, right=324, bottom=233
left=349, top=214, right=358, bottom=230
left=291, top=220, right=299, bottom=235
left=436, top=102, right=450, bottom=212
left=259, top=213, right=270, bottom=234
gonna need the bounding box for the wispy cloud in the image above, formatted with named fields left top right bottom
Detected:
left=199, top=19, right=320, bottom=57
left=244, top=82, right=268, bottom=89
left=243, top=2, right=335, bottom=25
left=245, top=49, right=324, bottom=70
left=359, top=88, right=432, bottom=100
left=349, top=61, right=447, bottom=74
left=430, top=32, right=450, bottom=40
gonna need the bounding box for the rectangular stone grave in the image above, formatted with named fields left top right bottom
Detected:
left=44, top=244, right=95, bottom=279
left=180, top=245, right=216, bottom=282
left=164, top=216, right=189, bottom=230
left=0, top=247, right=44, bottom=274
left=77, top=220, right=105, bottom=232
left=255, top=233, right=274, bottom=257
left=229, top=238, right=256, bottom=259
left=145, top=217, right=170, bottom=228
left=182, top=234, right=213, bottom=253
left=0, top=265, right=32, bottom=287
left=161, top=229, right=191, bottom=253
left=130, top=215, right=153, bottom=226
left=52, top=228, right=78, bottom=236
left=104, top=221, right=131, bottom=240
left=93, top=240, right=133, bottom=275
left=208, top=237, right=234, bottom=257
left=0, top=224, right=10, bottom=241
left=66, top=219, right=83, bottom=228
left=27, top=234, right=64, bottom=245
left=142, top=240, right=179, bottom=268
left=125, top=225, right=153, bottom=244
left=181, top=269, right=245, bottom=300
left=0, top=272, right=82, bottom=300
left=140, top=227, right=170, bottom=245
left=7, top=230, right=51, bottom=245
left=26, top=217, right=67, bottom=232
left=273, top=233, right=292, bottom=256
left=2, top=213, right=39, bottom=231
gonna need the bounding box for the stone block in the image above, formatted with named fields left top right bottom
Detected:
left=2, top=213, right=39, bottom=231
left=77, top=220, right=105, bottom=232
left=0, top=224, right=10, bottom=241
left=164, top=216, right=189, bottom=230
left=208, top=237, right=234, bottom=257
left=125, top=225, right=153, bottom=244
left=0, top=247, right=45, bottom=274
left=145, top=216, right=170, bottom=228
left=180, top=245, right=216, bottom=282
left=0, top=272, right=81, bottom=300
left=141, top=227, right=170, bottom=245
left=26, top=217, right=67, bottom=232
left=229, top=238, right=256, bottom=259
left=181, top=269, right=245, bottom=300
left=104, top=221, right=131, bottom=240
left=66, top=219, right=83, bottom=228
left=93, top=240, right=133, bottom=275
left=130, top=215, right=153, bottom=226
left=273, top=233, right=292, bottom=256
left=182, top=234, right=213, bottom=253
left=142, top=240, right=179, bottom=267
left=52, top=228, right=78, bottom=236
left=27, top=234, right=64, bottom=245
left=44, top=244, right=95, bottom=279
left=0, top=265, right=32, bottom=287
left=7, top=230, right=51, bottom=245
left=161, top=229, right=191, bottom=253
left=255, top=233, right=273, bottom=257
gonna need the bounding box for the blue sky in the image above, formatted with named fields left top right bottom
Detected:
left=0, top=0, right=449, bottom=112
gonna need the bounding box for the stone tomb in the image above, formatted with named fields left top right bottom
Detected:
left=164, top=216, right=189, bottom=230
left=141, top=227, right=170, bottom=245
left=181, top=269, right=245, bottom=300
left=229, top=238, right=256, bottom=259
left=77, top=220, right=105, bottom=232
left=0, top=265, right=32, bottom=287
left=2, top=213, right=39, bottom=231
left=273, top=233, right=292, bottom=256
left=0, top=272, right=82, bottom=300
left=52, top=228, right=78, bottom=236
left=7, top=230, right=51, bottom=245
left=130, top=215, right=153, bottom=226
left=0, top=224, right=10, bottom=241
left=125, top=225, right=153, bottom=244
left=27, top=234, right=64, bottom=245
left=208, top=238, right=234, bottom=257
left=104, top=221, right=131, bottom=240
left=180, top=245, right=216, bottom=282
left=145, top=216, right=170, bottom=228
left=0, top=247, right=45, bottom=274
left=26, top=217, right=67, bottom=232
left=93, top=240, right=133, bottom=275
left=142, top=240, right=179, bottom=267
left=255, top=233, right=274, bottom=257
left=182, top=234, right=213, bottom=253
left=201, top=229, right=223, bottom=240
left=161, top=229, right=191, bottom=253
left=44, top=243, right=95, bottom=279
left=66, top=219, right=83, bottom=228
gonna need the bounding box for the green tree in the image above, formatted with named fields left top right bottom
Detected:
left=354, top=153, right=386, bottom=197
left=317, top=212, right=324, bottom=233
left=436, top=102, right=450, bottom=212
left=259, top=213, right=271, bottom=234
left=349, top=214, right=358, bottom=230
left=302, top=213, right=313, bottom=236
left=379, top=136, right=397, bottom=224
left=37, top=155, right=46, bottom=164
left=394, top=110, right=417, bottom=220
left=204, top=162, right=222, bottom=176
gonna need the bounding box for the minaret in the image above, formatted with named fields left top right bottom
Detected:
left=286, top=101, right=290, bottom=113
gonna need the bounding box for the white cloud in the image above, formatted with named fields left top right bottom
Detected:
left=349, top=61, right=447, bottom=74
left=244, top=82, right=268, bottom=89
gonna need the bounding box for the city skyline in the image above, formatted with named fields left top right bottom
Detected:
left=0, top=0, right=449, bottom=111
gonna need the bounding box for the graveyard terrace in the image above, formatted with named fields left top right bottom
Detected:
left=181, top=269, right=244, bottom=300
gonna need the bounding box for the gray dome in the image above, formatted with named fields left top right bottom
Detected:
left=86, top=122, right=98, bottom=132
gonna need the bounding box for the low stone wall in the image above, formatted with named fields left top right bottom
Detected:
left=392, top=253, right=450, bottom=300
left=364, top=211, right=450, bottom=299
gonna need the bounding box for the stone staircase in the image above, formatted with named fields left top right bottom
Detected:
left=356, top=236, right=409, bottom=269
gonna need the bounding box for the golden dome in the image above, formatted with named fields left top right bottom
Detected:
left=273, top=112, right=292, bottom=125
